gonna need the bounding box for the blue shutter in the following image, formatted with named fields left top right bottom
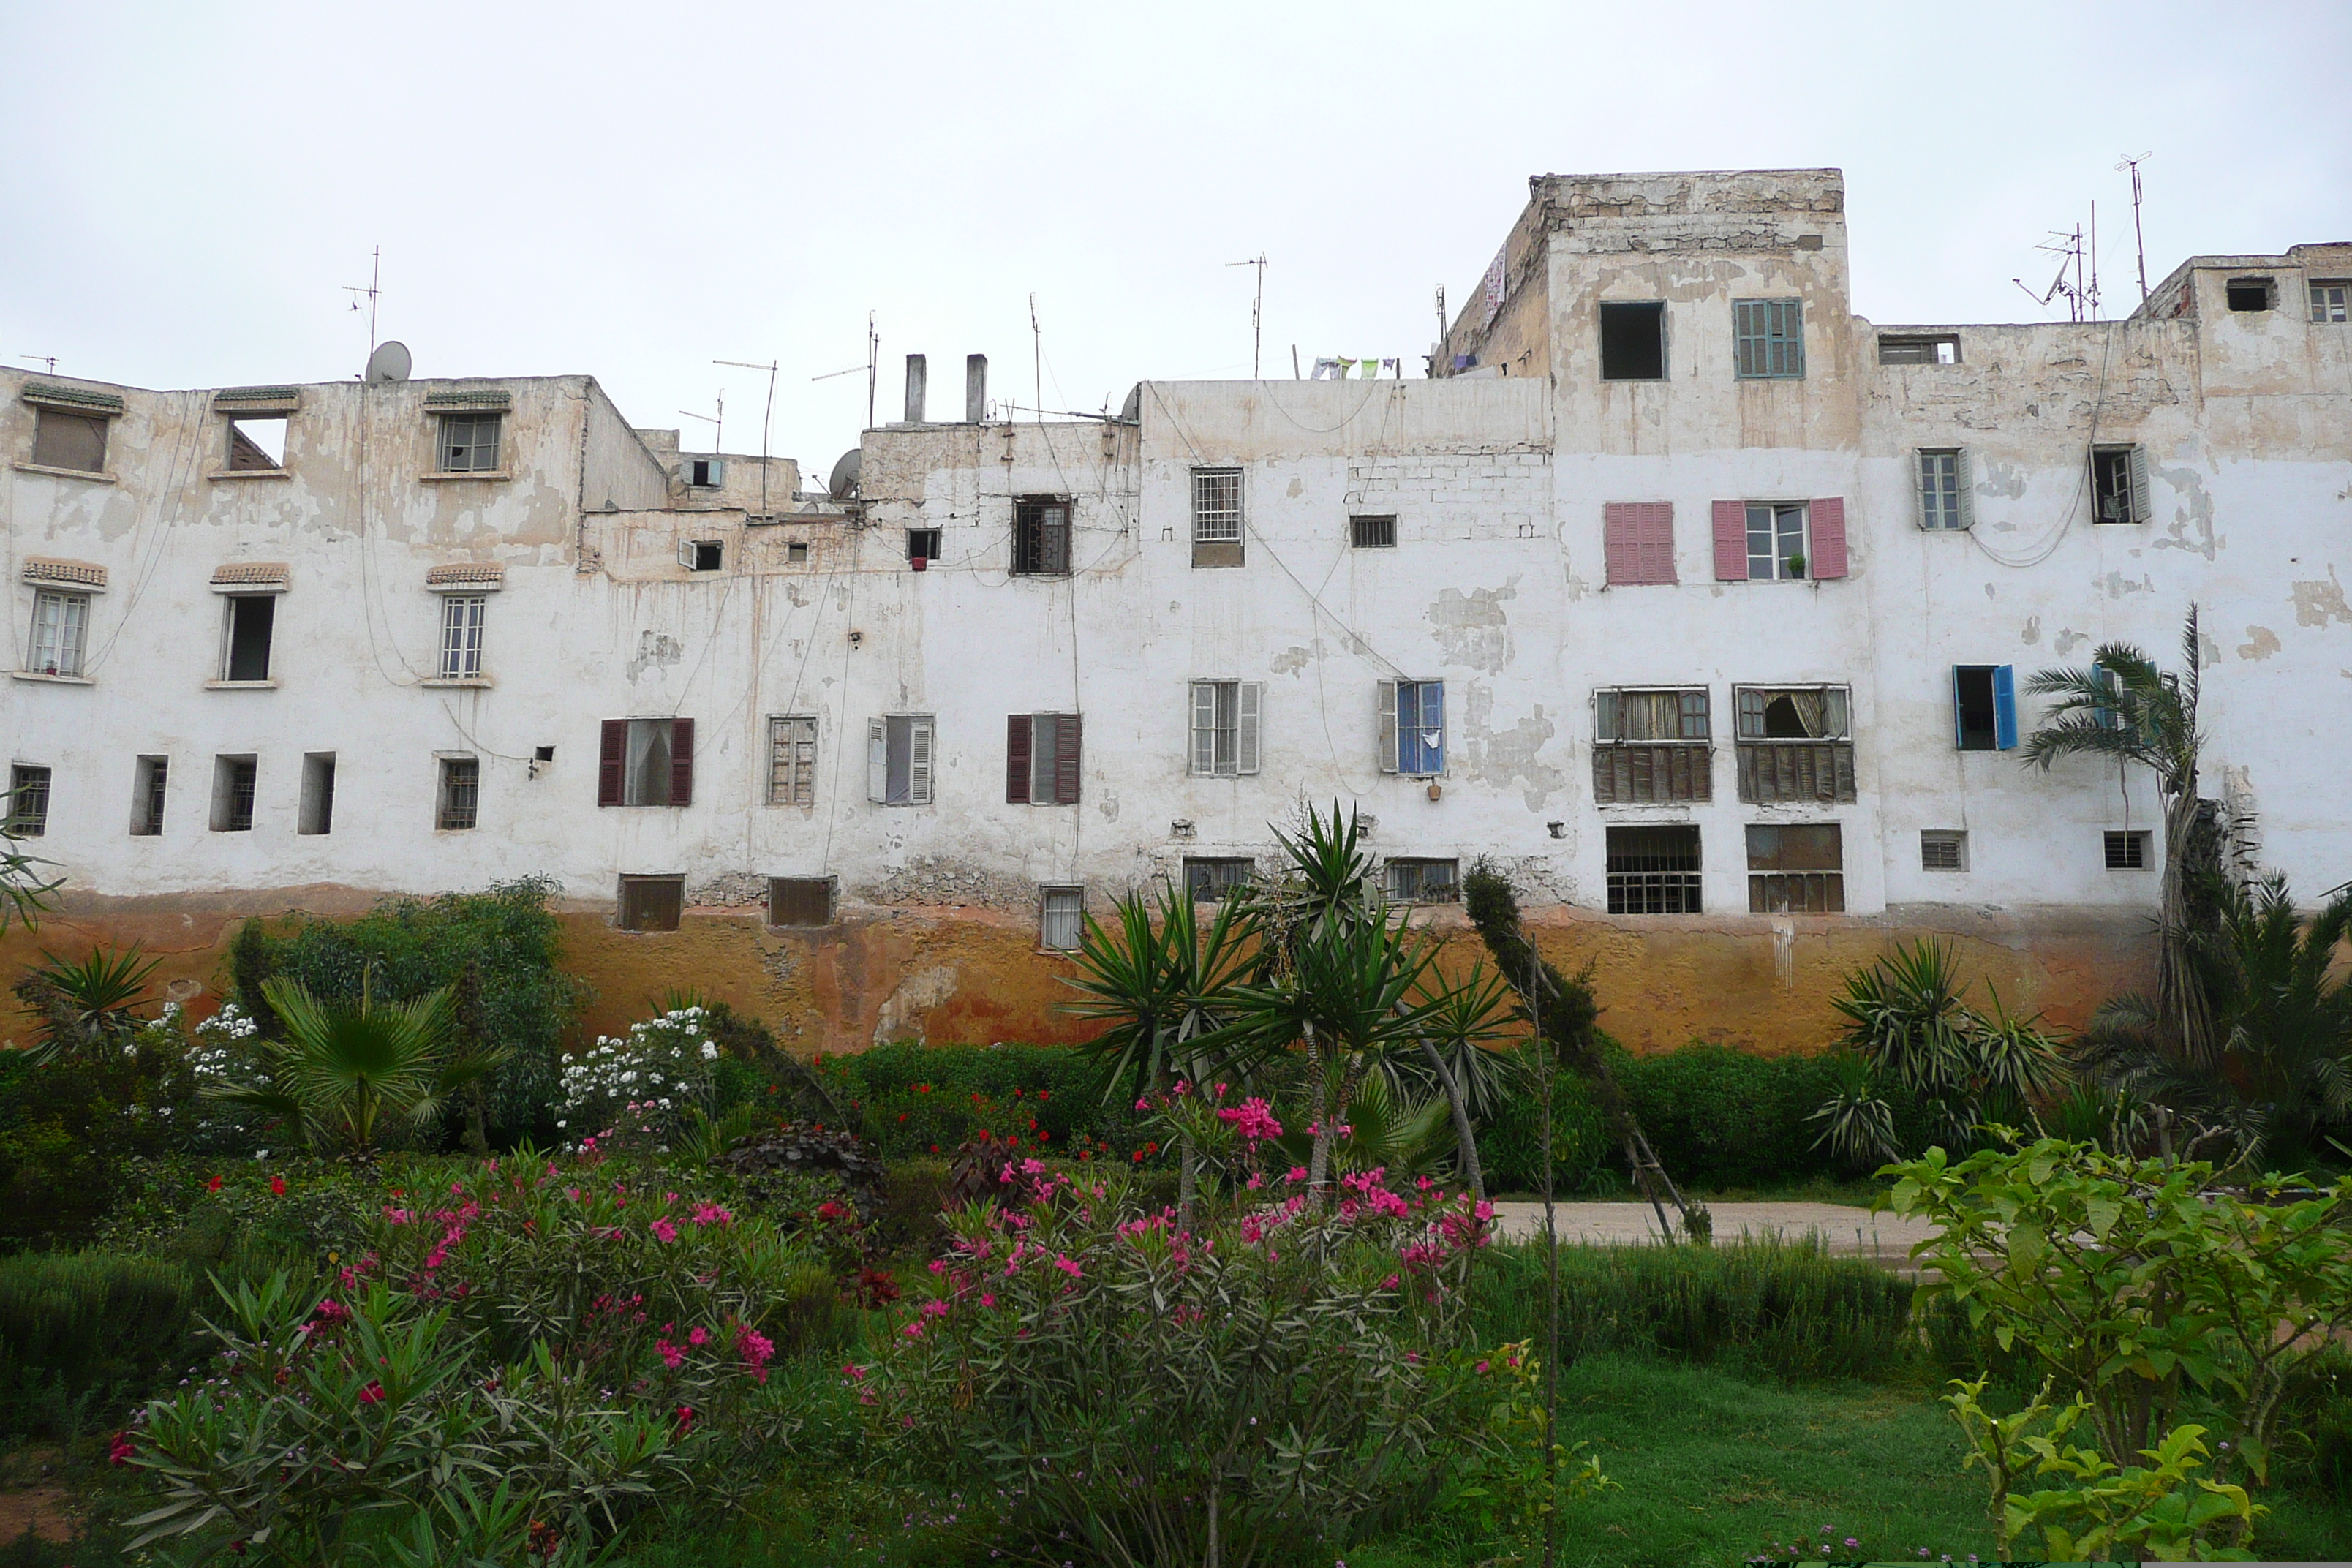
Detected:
left=2090, top=661, right=2117, bottom=730
left=1950, top=666, right=1967, bottom=750
left=1423, top=682, right=1445, bottom=772
left=1992, top=665, right=2018, bottom=750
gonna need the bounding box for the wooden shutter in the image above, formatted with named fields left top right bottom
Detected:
left=908, top=717, right=934, bottom=804
left=1711, top=500, right=1747, bottom=580
left=1376, top=681, right=1399, bottom=773
left=1006, top=715, right=1033, bottom=803
left=867, top=719, right=889, bottom=802
left=1237, top=683, right=1262, bottom=775
left=1640, top=503, right=1675, bottom=583
left=2127, top=446, right=2152, bottom=524
left=1992, top=665, right=2018, bottom=750
left=1809, top=497, right=1848, bottom=578
left=1190, top=682, right=1217, bottom=774
left=1950, top=667, right=1969, bottom=750
left=1955, top=450, right=1975, bottom=530
left=1603, top=502, right=1637, bottom=586
left=598, top=720, right=625, bottom=806
left=667, top=718, right=694, bottom=806
left=1606, top=502, right=1675, bottom=586
left=1055, top=713, right=1082, bottom=804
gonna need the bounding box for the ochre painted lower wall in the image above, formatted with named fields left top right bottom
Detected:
left=0, top=887, right=2156, bottom=1058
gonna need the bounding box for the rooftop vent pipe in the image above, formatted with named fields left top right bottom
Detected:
left=903, top=354, right=927, bottom=423
left=966, top=354, right=987, bottom=423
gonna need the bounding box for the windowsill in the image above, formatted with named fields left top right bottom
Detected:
left=421, top=676, right=496, bottom=688
left=205, top=678, right=281, bottom=690
left=12, top=461, right=115, bottom=483
left=10, top=670, right=93, bottom=685
left=1008, top=571, right=1074, bottom=580
left=208, top=468, right=291, bottom=481
left=421, top=470, right=511, bottom=483
left=209, top=582, right=289, bottom=595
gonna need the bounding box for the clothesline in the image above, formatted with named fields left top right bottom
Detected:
left=1308, top=357, right=1403, bottom=380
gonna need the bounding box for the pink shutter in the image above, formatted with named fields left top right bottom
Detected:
left=1809, top=497, right=1848, bottom=578
left=1006, top=715, right=1032, bottom=803
left=598, top=720, right=625, bottom=806
left=1603, top=502, right=1637, bottom=585
left=1711, top=500, right=1747, bottom=581
left=1640, top=502, right=1676, bottom=584
left=1055, top=713, right=1082, bottom=804
left=668, top=718, right=694, bottom=806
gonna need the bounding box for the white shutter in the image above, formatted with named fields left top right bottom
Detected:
left=1237, top=682, right=1262, bottom=775
left=677, top=538, right=697, bottom=570
left=1914, top=452, right=1933, bottom=530
left=867, top=719, right=888, bottom=803
left=1191, top=682, right=1216, bottom=775
left=1956, top=448, right=1975, bottom=531
left=2127, top=445, right=2152, bottom=524
left=1376, top=681, right=1399, bottom=774
left=909, top=717, right=935, bottom=804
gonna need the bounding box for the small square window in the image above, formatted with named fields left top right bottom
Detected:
left=769, top=876, right=834, bottom=927
left=787, top=541, right=810, bottom=565
left=1014, top=497, right=1072, bottom=575
left=686, top=457, right=725, bottom=488
left=226, top=416, right=287, bottom=471
left=211, top=755, right=257, bottom=833
left=1878, top=335, right=1959, bottom=366
left=617, top=874, right=685, bottom=932
left=1598, top=301, right=1667, bottom=380
left=1040, top=886, right=1085, bottom=951
left=2225, top=278, right=2274, bottom=313
left=30, top=409, right=107, bottom=473
left=1921, top=830, right=1967, bottom=872
left=5, top=765, right=51, bottom=837
left=437, top=414, right=502, bottom=473
left=907, top=529, right=942, bottom=565
left=1734, top=298, right=1805, bottom=379
left=437, top=756, right=480, bottom=831
left=2310, top=281, right=2350, bottom=324
left=2105, top=831, right=2150, bottom=870
left=1350, top=515, right=1398, bottom=549
left=680, top=540, right=723, bottom=573
left=1384, top=858, right=1458, bottom=903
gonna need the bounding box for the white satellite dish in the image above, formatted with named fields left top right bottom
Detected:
left=827, top=448, right=862, bottom=500
left=365, top=340, right=412, bottom=383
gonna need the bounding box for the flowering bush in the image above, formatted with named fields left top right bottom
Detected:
left=556, top=1007, right=720, bottom=1153
left=177, top=1001, right=276, bottom=1153
left=867, top=1161, right=1500, bottom=1562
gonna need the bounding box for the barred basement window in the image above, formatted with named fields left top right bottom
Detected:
left=1350, top=514, right=1398, bottom=549
left=768, top=877, right=834, bottom=927
left=2105, top=831, right=2150, bottom=870
left=1040, top=886, right=1085, bottom=951
left=1384, top=858, right=1458, bottom=903
left=131, top=755, right=167, bottom=837
left=5, top=765, right=50, bottom=837
left=211, top=755, right=257, bottom=833
left=437, top=414, right=502, bottom=473
left=767, top=715, right=818, bottom=807
left=1746, top=823, right=1844, bottom=913
left=1606, top=825, right=1701, bottom=914
left=1921, top=830, right=1967, bottom=872
left=617, top=875, right=685, bottom=933
left=1013, top=497, right=1072, bottom=575
left=437, top=757, right=479, bottom=830
left=1183, top=857, right=1254, bottom=902
left=1734, top=298, right=1804, bottom=379
left=439, top=595, right=486, bottom=679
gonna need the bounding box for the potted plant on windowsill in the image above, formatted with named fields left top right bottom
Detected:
left=1784, top=553, right=1807, bottom=579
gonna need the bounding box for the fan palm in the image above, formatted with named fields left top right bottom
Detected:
left=207, top=976, right=499, bottom=1156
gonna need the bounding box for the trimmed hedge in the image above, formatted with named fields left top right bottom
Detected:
left=0, top=1250, right=197, bottom=1436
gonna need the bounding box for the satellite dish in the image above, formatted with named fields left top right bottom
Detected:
left=365, top=340, right=412, bottom=383
left=826, top=448, right=862, bottom=500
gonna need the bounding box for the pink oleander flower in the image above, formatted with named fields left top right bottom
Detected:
left=980, top=1292, right=997, bottom=1308
left=1052, top=1254, right=1082, bottom=1278
left=657, top=1338, right=685, bottom=1369
left=1245, top=1173, right=1264, bottom=1190
left=921, top=1299, right=951, bottom=1319
left=688, top=1326, right=709, bottom=1346
left=691, top=1202, right=732, bottom=1226
left=1382, top=1273, right=1400, bottom=1289
left=902, top=1321, right=926, bottom=1340
left=651, top=1218, right=679, bottom=1243
left=1284, top=1166, right=1308, bottom=1183
left=1215, top=1097, right=1283, bottom=1143
left=737, top=1326, right=777, bottom=1382
left=842, top=1362, right=866, bottom=1381
left=358, top=1381, right=385, bottom=1405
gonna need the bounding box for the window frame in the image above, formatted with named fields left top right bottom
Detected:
left=617, top=873, right=686, bottom=933
left=219, top=594, right=276, bottom=682
left=1597, top=300, right=1668, bottom=381
left=2105, top=830, right=2151, bottom=871
left=225, top=415, right=289, bottom=472
left=1917, top=448, right=1971, bottom=531
left=906, top=528, right=943, bottom=565
left=1039, top=885, right=1085, bottom=951
left=867, top=715, right=936, bottom=807
left=436, top=412, right=502, bottom=474
left=1384, top=857, right=1459, bottom=905
left=1182, top=856, right=1254, bottom=902
left=298, top=752, right=335, bottom=836
left=436, top=755, right=480, bottom=831
left=1012, top=496, right=1074, bottom=576
left=2089, top=444, right=2151, bottom=525
left=1006, top=712, right=1083, bottom=806
left=767, top=876, right=836, bottom=928
left=1733, top=298, right=1806, bottom=380
left=1189, top=679, right=1262, bottom=777
left=29, top=407, right=109, bottom=474
left=598, top=717, right=696, bottom=808
left=131, top=754, right=168, bottom=837
left=1951, top=665, right=2017, bottom=752
left=1745, top=822, right=1845, bottom=913
left=2224, top=276, right=2275, bottom=313
left=1191, top=467, right=1243, bottom=543
left=2310, top=280, right=2350, bottom=324
left=210, top=754, right=258, bottom=833
left=1379, top=679, right=1445, bottom=777
left=438, top=594, right=488, bottom=680
left=1349, top=514, right=1398, bottom=550
left=27, top=588, right=90, bottom=677
left=1878, top=334, right=1961, bottom=366
left=1605, top=823, right=1703, bottom=915
left=1744, top=502, right=1811, bottom=580
left=1921, top=829, right=1967, bottom=872
left=5, top=764, right=51, bottom=837
left=766, top=715, right=818, bottom=807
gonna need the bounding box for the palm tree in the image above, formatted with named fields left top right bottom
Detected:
left=207, top=976, right=500, bottom=1156
left=2024, top=607, right=2215, bottom=1064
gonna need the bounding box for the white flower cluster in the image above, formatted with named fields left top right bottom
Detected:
left=195, top=1002, right=261, bottom=1042
left=554, top=1008, right=719, bottom=1139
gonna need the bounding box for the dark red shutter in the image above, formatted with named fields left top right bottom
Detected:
left=1055, top=713, right=1082, bottom=804
left=1006, top=715, right=1032, bottom=803
left=598, top=720, right=625, bottom=806
left=1712, top=500, right=1748, bottom=581
left=669, top=718, right=694, bottom=806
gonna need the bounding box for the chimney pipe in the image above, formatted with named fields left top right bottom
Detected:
left=903, top=354, right=927, bottom=423
left=965, top=354, right=987, bottom=423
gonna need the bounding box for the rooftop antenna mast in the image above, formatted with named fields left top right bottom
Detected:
left=18, top=354, right=57, bottom=373
left=1030, top=293, right=1043, bottom=423
left=1226, top=252, right=1267, bottom=378
left=678, top=389, right=723, bottom=461
left=2015, top=219, right=2100, bottom=323
left=810, top=312, right=880, bottom=430
left=715, top=357, right=778, bottom=513
left=343, top=246, right=382, bottom=369
left=2117, top=152, right=2152, bottom=303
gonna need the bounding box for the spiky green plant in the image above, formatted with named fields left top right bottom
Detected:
left=12, top=946, right=163, bottom=1063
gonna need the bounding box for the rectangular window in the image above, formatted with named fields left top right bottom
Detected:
left=767, top=715, right=818, bottom=807
left=1606, top=825, right=1702, bottom=914
left=1734, top=298, right=1805, bottom=379
left=1013, top=497, right=1072, bottom=575
left=211, top=755, right=257, bottom=832
left=226, top=416, right=287, bottom=471
left=1192, top=467, right=1243, bottom=566
left=867, top=715, right=935, bottom=806
left=1878, top=335, right=1959, bottom=365
left=5, top=765, right=50, bottom=837
left=437, top=757, right=480, bottom=830
left=31, top=409, right=107, bottom=473
left=617, top=874, right=685, bottom=932
left=906, top=528, right=942, bottom=565
left=1384, top=857, right=1458, bottom=903
left=131, top=755, right=167, bottom=836
left=2225, top=277, right=2274, bottom=312
left=298, top=753, right=334, bottom=835
left=679, top=540, right=723, bottom=572
left=1734, top=686, right=1855, bottom=804
left=1183, top=857, right=1254, bottom=902
left=769, top=876, right=834, bottom=927
left=1006, top=713, right=1083, bottom=805
left=28, top=589, right=88, bottom=677
left=1379, top=680, right=1445, bottom=775
left=786, top=541, right=810, bottom=565
left=1951, top=665, right=2017, bottom=751
left=1189, top=680, right=1262, bottom=777
left=1599, top=301, right=1667, bottom=380
left=1745, top=502, right=1809, bottom=580
left=2105, top=830, right=2150, bottom=871
left=598, top=718, right=696, bottom=807
left=1602, top=502, right=1676, bottom=585
left=2090, top=445, right=2151, bottom=524
left=438, top=595, right=486, bottom=679
left=1918, top=450, right=1970, bottom=530
left=1350, top=514, right=1398, bottom=549
left=1921, top=830, right=1967, bottom=872
left=222, top=595, right=276, bottom=682
left=1039, top=886, right=1085, bottom=951
left=1592, top=688, right=1711, bottom=804
left=437, top=414, right=502, bottom=473
left=1746, top=823, right=1844, bottom=913
left=2311, top=280, right=2350, bottom=323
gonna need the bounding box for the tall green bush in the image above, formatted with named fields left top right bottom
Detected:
left=0, top=1251, right=195, bottom=1436
left=815, top=1041, right=1143, bottom=1161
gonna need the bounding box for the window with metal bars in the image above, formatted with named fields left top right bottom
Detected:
left=768, top=877, right=834, bottom=927
left=437, top=757, right=480, bottom=830
left=1384, top=858, right=1458, bottom=903
left=1191, top=469, right=1243, bottom=542
left=1190, top=681, right=1262, bottom=776
left=1183, top=857, right=1254, bottom=902
left=5, top=765, right=50, bottom=837
left=2105, top=831, right=2150, bottom=871
left=437, top=414, right=501, bottom=472
left=1013, top=497, right=1072, bottom=575
left=1350, top=514, right=1397, bottom=549
left=1746, top=823, right=1844, bottom=913
left=2312, top=281, right=2350, bottom=323
left=211, top=755, right=257, bottom=832
left=131, top=755, right=167, bottom=836
left=28, top=589, right=88, bottom=677
left=439, top=595, right=486, bottom=679
left=1921, top=830, right=1967, bottom=872
left=1039, top=886, right=1085, bottom=951
left=767, top=715, right=817, bottom=807
left=1606, top=825, right=1701, bottom=914
left=1918, top=450, right=1970, bottom=530
left=1734, top=298, right=1804, bottom=379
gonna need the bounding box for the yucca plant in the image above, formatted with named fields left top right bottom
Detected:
left=12, top=945, right=163, bottom=1063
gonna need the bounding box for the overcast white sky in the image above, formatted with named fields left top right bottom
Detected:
left=4, top=1, right=2345, bottom=479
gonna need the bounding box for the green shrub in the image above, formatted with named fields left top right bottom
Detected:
left=1478, top=1063, right=1616, bottom=1194
left=0, top=1031, right=192, bottom=1251
left=1472, top=1237, right=1918, bottom=1382
left=0, top=1250, right=196, bottom=1436
left=1618, top=1044, right=1849, bottom=1190
left=815, top=1041, right=1144, bottom=1161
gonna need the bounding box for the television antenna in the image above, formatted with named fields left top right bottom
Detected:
left=715, top=357, right=778, bottom=512
left=343, top=246, right=383, bottom=368
left=1226, top=252, right=1267, bottom=378
left=18, top=354, right=57, bottom=373
left=678, top=391, right=723, bottom=461
left=811, top=312, right=881, bottom=430
left=2117, top=151, right=2152, bottom=302
left=2014, top=218, right=2100, bottom=323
